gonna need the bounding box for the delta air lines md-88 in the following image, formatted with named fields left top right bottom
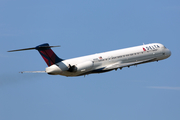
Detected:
left=8, top=43, right=171, bottom=77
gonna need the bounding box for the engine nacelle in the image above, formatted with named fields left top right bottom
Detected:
left=46, top=62, right=69, bottom=75
left=75, top=61, right=94, bottom=72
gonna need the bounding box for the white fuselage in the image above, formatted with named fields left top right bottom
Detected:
left=45, top=43, right=171, bottom=77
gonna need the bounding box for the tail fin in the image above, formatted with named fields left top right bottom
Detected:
left=8, top=43, right=63, bottom=66
left=35, top=43, right=63, bottom=66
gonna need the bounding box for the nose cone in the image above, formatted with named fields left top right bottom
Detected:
left=166, top=49, right=171, bottom=58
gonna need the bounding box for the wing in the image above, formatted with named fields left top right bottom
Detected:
left=104, top=58, right=157, bottom=70
left=19, top=71, right=46, bottom=74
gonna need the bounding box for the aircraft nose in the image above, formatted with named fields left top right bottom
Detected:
left=166, top=49, right=171, bottom=57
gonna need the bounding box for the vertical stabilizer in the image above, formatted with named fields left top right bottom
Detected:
left=35, top=43, right=63, bottom=66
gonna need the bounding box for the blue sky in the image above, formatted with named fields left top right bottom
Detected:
left=0, top=0, right=180, bottom=120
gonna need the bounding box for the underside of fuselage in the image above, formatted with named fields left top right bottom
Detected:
left=78, top=69, right=113, bottom=76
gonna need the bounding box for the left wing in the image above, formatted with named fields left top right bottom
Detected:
left=19, top=71, right=46, bottom=74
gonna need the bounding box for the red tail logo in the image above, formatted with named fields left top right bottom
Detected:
left=36, top=43, right=63, bottom=66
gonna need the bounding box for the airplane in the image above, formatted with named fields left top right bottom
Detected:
left=8, top=43, right=171, bottom=77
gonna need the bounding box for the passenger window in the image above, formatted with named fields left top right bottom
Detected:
left=146, top=47, right=149, bottom=50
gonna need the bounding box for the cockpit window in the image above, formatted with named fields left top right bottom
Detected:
left=162, top=45, right=166, bottom=49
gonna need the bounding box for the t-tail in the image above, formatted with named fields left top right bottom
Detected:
left=35, top=43, right=63, bottom=66
left=8, top=43, right=63, bottom=66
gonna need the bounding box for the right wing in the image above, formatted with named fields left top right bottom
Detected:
left=104, top=58, right=157, bottom=70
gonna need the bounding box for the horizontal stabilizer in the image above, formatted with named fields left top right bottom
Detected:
left=19, top=71, right=46, bottom=74
left=8, top=45, right=60, bottom=52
